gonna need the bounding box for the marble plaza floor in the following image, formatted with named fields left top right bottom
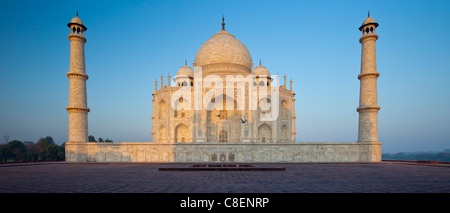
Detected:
left=1, top=161, right=449, bottom=193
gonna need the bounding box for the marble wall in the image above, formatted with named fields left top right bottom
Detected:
left=65, top=142, right=381, bottom=163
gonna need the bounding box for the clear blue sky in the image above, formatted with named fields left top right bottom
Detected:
left=1, top=0, right=449, bottom=153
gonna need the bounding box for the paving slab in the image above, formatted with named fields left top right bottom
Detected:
left=0, top=162, right=449, bottom=193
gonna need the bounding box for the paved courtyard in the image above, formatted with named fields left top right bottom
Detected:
left=1, top=162, right=449, bottom=193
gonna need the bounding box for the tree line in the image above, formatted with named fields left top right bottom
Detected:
left=88, top=135, right=113, bottom=142
left=0, top=135, right=115, bottom=163
left=0, top=136, right=64, bottom=162
left=382, top=149, right=450, bottom=162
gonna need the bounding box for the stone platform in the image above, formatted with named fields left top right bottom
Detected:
left=65, top=141, right=381, bottom=163
left=1, top=161, right=448, bottom=193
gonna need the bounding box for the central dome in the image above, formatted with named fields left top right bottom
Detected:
left=194, top=29, right=252, bottom=73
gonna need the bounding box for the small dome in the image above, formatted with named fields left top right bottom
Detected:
left=67, top=14, right=87, bottom=31
left=254, top=65, right=270, bottom=77
left=175, top=65, right=193, bottom=78
left=194, top=29, right=252, bottom=73
left=70, top=16, right=84, bottom=25
left=359, top=15, right=378, bottom=31
left=362, top=17, right=376, bottom=25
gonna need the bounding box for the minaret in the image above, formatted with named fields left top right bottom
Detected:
left=290, top=78, right=296, bottom=142
left=167, top=73, right=171, bottom=87
left=151, top=79, right=157, bottom=141
left=66, top=13, right=89, bottom=143
left=357, top=13, right=380, bottom=143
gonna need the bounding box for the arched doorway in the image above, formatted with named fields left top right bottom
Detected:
left=258, top=123, right=272, bottom=142
left=211, top=153, right=218, bottom=161
left=175, top=123, right=189, bottom=143
left=220, top=154, right=226, bottom=162
left=206, top=94, right=241, bottom=142
left=158, top=100, right=166, bottom=119
left=281, top=124, right=289, bottom=142
left=281, top=100, right=289, bottom=119
left=228, top=153, right=235, bottom=162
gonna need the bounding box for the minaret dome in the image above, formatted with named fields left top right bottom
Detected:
left=359, top=13, right=378, bottom=35
left=67, top=13, right=87, bottom=35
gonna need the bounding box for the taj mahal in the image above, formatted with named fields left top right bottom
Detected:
left=152, top=17, right=296, bottom=145
left=65, top=13, right=382, bottom=163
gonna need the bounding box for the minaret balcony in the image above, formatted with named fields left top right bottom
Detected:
left=357, top=72, right=379, bottom=80
left=67, top=72, right=89, bottom=80
left=359, top=33, right=378, bottom=43
left=68, top=34, right=87, bottom=42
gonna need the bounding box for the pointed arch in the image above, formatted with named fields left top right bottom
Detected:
left=175, top=123, right=189, bottom=143
left=206, top=94, right=237, bottom=113
left=258, top=97, right=272, bottom=118
left=211, top=153, right=218, bottom=161
left=220, top=154, right=226, bottom=161
left=228, top=153, right=235, bottom=162
left=158, top=100, right=167, bottom=119
left=281, top=124, right=289, bottom=142
left=206, top=94, right=240, bottom=142
left=281, top=99, right=289, bottom=119
left=258, top=123, right=272, bottom=142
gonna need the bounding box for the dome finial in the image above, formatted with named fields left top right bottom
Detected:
left=76, top=11, right=78, bottom=17
left=259, top=60, right=261, bottom=66
left=185, top=59, right=187, bottom=66
left=368, top=11, right=370, bottom=17
left=222, top=15, right=225, bottom=30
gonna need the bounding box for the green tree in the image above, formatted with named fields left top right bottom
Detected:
left=89, top=135, right=113, bottom=143
left=0, top=137, right=65, bottom=162
left=8, top=140, right=26, bottom=161
left=88, top=135, right=97, bottom=142
left=36, top=138, right=47, bottom=160
left=47, top=144, right=60, bottom=160
left=0, top=144, right=9, bottom=162
left=36, top=136, right=55, bottom=160
left=45, top=136, right=55, bottom=145
left=25, top=142, right=39, bottom=161
left=58, top=142, right=65, bottom=160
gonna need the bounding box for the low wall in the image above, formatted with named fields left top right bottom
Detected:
left=65, top=141, right=381, bottom=163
